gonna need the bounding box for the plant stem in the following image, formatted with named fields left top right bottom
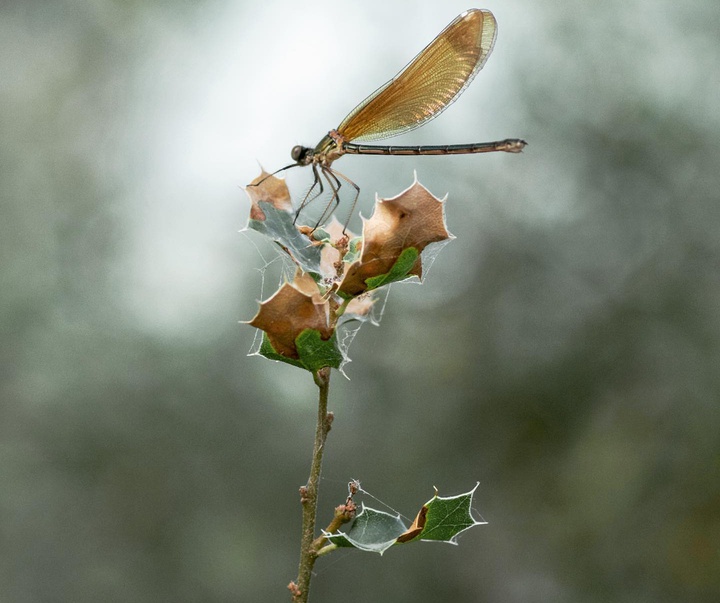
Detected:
left=292, top=367, right=333, bottom=603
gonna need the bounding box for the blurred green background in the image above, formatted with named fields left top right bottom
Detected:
left=2, top=0, right=719, bottom=601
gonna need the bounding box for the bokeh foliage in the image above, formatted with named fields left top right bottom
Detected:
left=1, top=1, right=719, bottom=602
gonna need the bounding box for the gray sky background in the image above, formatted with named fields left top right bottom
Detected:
left=2, top=1, right=719, bottom=601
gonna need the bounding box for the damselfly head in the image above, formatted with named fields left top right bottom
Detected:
left=291, top=145, right=313, bottom=165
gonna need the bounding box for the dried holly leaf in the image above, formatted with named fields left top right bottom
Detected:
left=338, top=177, right=452, bottom=296
left=248, top=280, right=342, bottom=370
left=245, top=171, right=293, bottom=221
left=292, top=270, right=326, bottom=303
left=324, top=484, right=483, bottom=555
left=244, top=171, right=324, bottom=273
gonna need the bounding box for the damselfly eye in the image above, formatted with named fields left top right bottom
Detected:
left=291, top=145, right=306, bottom=162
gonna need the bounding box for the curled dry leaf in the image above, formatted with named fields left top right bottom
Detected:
left=248, top=278, right=332, bottom=359
left=396, top=504, right=428, bottom=543
left=339, top=178, right=452, bottom=296
left=345, top=294, right=375, bottom=317
left=245, top=171, right=293, bottom=221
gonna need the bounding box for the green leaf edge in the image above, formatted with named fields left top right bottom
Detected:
left=257, top=329, right=343, bottom=372
left=324, top=483, right=484, bottom=555
left=364, top=247, right=420, bottom=291
left=411, top=482, right=485, bottom=544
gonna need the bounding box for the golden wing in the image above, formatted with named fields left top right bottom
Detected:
left=336, top=9, right=497, bottom=143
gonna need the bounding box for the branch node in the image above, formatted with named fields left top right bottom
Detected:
left=288, top=581, right=302, bottom=600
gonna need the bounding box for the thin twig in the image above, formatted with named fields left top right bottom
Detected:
left=290, top=367, right=333, bottom=602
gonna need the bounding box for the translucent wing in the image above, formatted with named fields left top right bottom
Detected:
left=336, top=9, right=497, bottom=143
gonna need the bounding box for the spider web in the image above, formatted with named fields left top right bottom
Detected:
left=242, top=226, right=390, bottom=378
left=241, top=220, right=451, bottom=377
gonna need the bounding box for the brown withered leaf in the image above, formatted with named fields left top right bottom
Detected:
left=245, top=171, right=293, bottom=221
left=292, top=270, right=325, bottom=303
left=248, top=279, right=332, bottom=359
left=338, top=178, right=451, bottom=296
left=396, top=504, right=429, bottom=543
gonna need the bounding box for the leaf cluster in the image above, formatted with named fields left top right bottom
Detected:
left=244, top=172, right=453, bottom=371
